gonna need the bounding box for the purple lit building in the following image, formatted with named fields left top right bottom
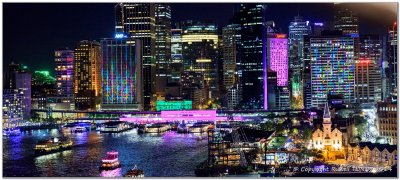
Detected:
left=267, top=34, right=289, bottom=87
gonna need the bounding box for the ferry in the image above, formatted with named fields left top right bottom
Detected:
left=34, top=137, right=73, bottom=155
left=100, top=121, right=133, bottom=133
left=144, top=124, right=169, bottom=133
left=188, top=123, right=210, bottom=133
left=3, top=128, right=21, bottom=136
left=124, top=165, right=144, bottom=177
left=99, top=151, right=122, bottom=171
left=74, top=126, right=87, bottom=133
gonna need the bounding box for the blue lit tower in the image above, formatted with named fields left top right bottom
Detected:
left=100, top=37, right=143, bottom=111
left=310, top=31, right=355, bottom=108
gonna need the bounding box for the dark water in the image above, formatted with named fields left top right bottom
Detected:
left=3, top=129, right=208, bottom=177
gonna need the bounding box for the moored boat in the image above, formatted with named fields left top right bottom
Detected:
left=99, top=151, right=122, bottom=171
left=124, top=165, right=144, bottom=177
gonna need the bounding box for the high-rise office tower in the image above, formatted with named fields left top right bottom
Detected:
left=334, top=8, right=360, bottom=58
left=100, top=38, right=143, bottom=111
left=355, top=59, right=382, bottom=103
left=115, top=3, right=156, bottom=110
left=74, top=40, right=101, bottom=110
left=55, top=49, right=74, bottom=98
left=170, top=29, right=183, bottom=83
left=267, top=33, right=289, bottom=87
left=155, top=4, right=172, bottom=100
left=288, top=16, right=311, bottom=109
left=3, top=89, right=25, bottom=128
left=15, top=72, right=31, bottom=119
left=239, top=3, right=267, bottom=110
left=303, top=35, right=312, bottom=109
left=181, top=21, right=219, bottom=99
left=288, top=16, right=311, bottom=70
left=355, top=35, right=383, bottom=103
left=222, top=24, right=241, bottom=90
left=31, top=71, right=56, bottom=109
left=310, top=31, right=355, bottom=108
left=334, top=8, right=359, bottom=35
left=5, top=63, right=31, bottom=119
left=388, top=21, right=397, bottom=94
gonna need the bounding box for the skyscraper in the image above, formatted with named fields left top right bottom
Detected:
left=100, top=38, right=143, bottom=111
left=181, top=21, right=219, bottom=99
left=288, top=16, right=311, bottom=109
left=288, top=16, right=311, bottom=70
left=388, top=21, right=397, bottom=94
left=267, top=33, right=289, bottom=87
left=74, top=40, right=101, bottom=110
left=239, top=3, right=267, bottom=109
left=355, top=59, right=382, bottom=103
left=334, top=8, right=359, bottom=35
left=310, top=31, right=355, bottom=108
left=170, top=29, right=183, bottom=83
left=55, top=49, right=74, bottom=98
left=334, top=8, right=360, bottom=58
left=222, top=24, right=241, bottom=90
left=5, top=63, right=31, bottom=119
left=355, top=35, right=383, bottom=103
left=115, top=3, right=156, bottom=111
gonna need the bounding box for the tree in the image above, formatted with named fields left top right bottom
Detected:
left=302, top=126, right=313, bottom=141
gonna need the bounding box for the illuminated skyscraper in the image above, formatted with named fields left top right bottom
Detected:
left=355, top=35, right=383, bottom=103
left=170, top=29, right=183, bottom=83
left=267, top=33, right=289, bottom=87
left=355, top=59, right=382, bottom=103
left=334, top=8, right=359, bottom=35
left=3, top=89, right=25, bottom=128
left=288, top=16, right=311, bottom=70
left=100, top=38, right=143, bottom=111
left=334, top=8, right=360, bottom=58
left=222, top=24, right=241, bottom=90
left=239, top=3, right=267, bottom=109
left=115, top=3, right=156, bottom=110
left=310, top=31, right=355, bottom=108
left=55, top=49, right=74, bottom=98
left=288, top=16, right=311, bottom=109
left=5, top=63, right=31, bottom=119
left=74, top=40, right=101, bottom=110
left=388, top=22, right=397, bottom=94
left=181, top=21, right=219, bottom=99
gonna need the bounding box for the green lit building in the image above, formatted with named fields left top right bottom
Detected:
left=156, top=100, right=192, bottom=111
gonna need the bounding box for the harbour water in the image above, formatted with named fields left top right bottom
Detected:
left=3, top=128, right=208, bottom=177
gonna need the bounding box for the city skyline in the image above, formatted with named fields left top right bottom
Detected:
left=3, top=3, right=397, bottom=75
left=2, top=2, right=398, bottom=177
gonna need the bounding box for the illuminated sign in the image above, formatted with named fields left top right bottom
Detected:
left=156, top=100, right=192, bottom=111
left=114, top=33, right=127, bottom=38
left=196, top=59, right=212, bottom=63
left=306, top=21, right=309, bottom=26
left=314, top=23, right=324, bottom=26
left=350, top=33, right=359, bottom=38
left=275, top=34, right=287, bottom=38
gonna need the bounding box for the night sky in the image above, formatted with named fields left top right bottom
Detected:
left=3, top=3, right=397, bottom=76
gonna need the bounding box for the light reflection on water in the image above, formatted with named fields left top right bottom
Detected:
left=3, top=128, right=208, bottom=177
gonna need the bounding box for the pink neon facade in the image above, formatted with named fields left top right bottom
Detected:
left=119, top=110, right=244, bottom=124
left=268, top=38, right=288, bottom=86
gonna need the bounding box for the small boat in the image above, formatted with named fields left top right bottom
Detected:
left=34, top=137, right=73, bottom=155
left=124, top=165, right=144, bottom=177
left=99, top=151, right=122, bottom=171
